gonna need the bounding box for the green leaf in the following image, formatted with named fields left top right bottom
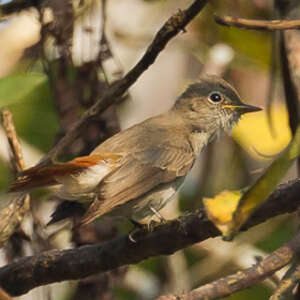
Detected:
left=229, top=125, right=300, bottom=238
left=9, top=77, right=59, bottom=152
left=0, top=73, right=47, bottom=108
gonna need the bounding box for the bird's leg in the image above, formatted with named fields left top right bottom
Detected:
left=128, top=207, right=167, bottom=241
left=149, top=206, right=167, bottom=224
left=145, top=206, right=167, bottom=232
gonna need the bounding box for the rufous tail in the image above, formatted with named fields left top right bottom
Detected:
left=9, top=163, right=85, bottom=192
left=9, top=154, right=120, bottom=193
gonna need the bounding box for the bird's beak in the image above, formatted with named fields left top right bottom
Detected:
left=223, top=103, right=262, bottom=113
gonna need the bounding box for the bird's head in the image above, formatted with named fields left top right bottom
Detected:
left=174, top=76, right=262, bottom=133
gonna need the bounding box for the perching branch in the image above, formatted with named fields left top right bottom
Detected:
left=158, top=229, right=300, bottom=300
left=40, top=0, right=210, bottom=165
left=0, top=178, right=299, bottom=296
left=215, top=15, right=300, bottom=30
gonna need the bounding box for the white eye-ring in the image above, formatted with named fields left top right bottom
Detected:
left=208, top=91, right=223, bottom=103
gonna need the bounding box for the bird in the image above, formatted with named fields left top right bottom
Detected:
left=9, top=76, right=261, bottom=227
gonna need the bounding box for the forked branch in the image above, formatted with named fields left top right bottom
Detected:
left=0, top=179, right=299, bottom=296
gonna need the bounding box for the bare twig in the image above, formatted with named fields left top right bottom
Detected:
left=270, top=263, right=300, bottom=300
left=158, top=230, right=300, bottom=300
left=1, top=110, right=25, bottom=173
left=0, top=110, right=30, bottom=248
left=39, top=0, right=210, bottom=164
left=0, top=179, right=299, bottom=296
left=215, top=15, right=300, bottom=30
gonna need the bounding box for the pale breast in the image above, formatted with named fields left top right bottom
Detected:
left=189, top=131, right=211, bottom=154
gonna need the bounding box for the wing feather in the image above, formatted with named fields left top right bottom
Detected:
left=81, top=144, right=195, bottom=224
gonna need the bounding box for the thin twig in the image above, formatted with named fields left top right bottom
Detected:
left=0, top=109, right=30, bottom=247
left=39, top=0, right=210, bottom=165
left=215, top=15, right=300, bottom=30
left=0, top=178, right=299, bottom=296
left=1, top=110, right=25, bottom=173
left=158, top=230, right=300, bottom=300
left=270, top=262, right=300, bottom=300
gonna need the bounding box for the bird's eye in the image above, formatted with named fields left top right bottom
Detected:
left=208, top=92, right=223, bottom=103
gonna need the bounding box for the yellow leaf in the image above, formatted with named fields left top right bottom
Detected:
left=205, top=125, right=300, bottom=239
left=203, top=190, right=243, bottom=235
left=233, top=104, right=291, bottom=159
left=228, top=125, right=300, bottom=238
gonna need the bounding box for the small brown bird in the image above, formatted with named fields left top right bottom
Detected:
left=10, top=76, right=261, bottom=226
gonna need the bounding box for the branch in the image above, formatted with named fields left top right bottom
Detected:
left=1, top=109, right=25, bottom=173
left=215, top=15, right=300, bottom=30
left=0, top=109, right=30, bottom=247
left=270, top=263, right=300, bottom=300
left=40, top=0, right=210, bottom=164
left=0, top=179, right=299, bottom=296
left=158, top=229, right=300, bottom=300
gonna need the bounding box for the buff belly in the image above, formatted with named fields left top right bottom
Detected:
left=105, top=177, right=185, bottom=222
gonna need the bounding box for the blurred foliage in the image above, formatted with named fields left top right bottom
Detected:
left=219, top=27, right=271, bottom=68
left=0, top=73, right=46, bottom=108
left=193, top=3, right=272, bottom=69
left=138, top=256, right=166, bottom=277
left=232, top=124, right=300, bottom=236
left=114, top=287, right=140, bottom=300
left=0, top=160, right=12, bottom=190
left=256, top=217, right=295, bottom=253
left=225, top=284, right=272, bottom=300
left=7, top=75, right=59, bottom=152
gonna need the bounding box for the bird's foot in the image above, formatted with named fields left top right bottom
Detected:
left=128, top=219, right=142, bottom=243
left=128, top=219, right=152, bottom=242
left=127, top=210, right=168, bottom=242
left=146, top=219, right=161, bottom=232
left=128, top=232, right=137, bottom=243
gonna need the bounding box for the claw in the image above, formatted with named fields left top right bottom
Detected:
left=128, top=233, right=137, bottom=243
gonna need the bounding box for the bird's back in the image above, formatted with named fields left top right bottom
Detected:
left=92, top=111, right=192, bottom=155
left=81, top=112, right=197, bottom=223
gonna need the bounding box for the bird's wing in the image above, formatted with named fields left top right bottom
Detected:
left=81, top=144, right=195, bottom=224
